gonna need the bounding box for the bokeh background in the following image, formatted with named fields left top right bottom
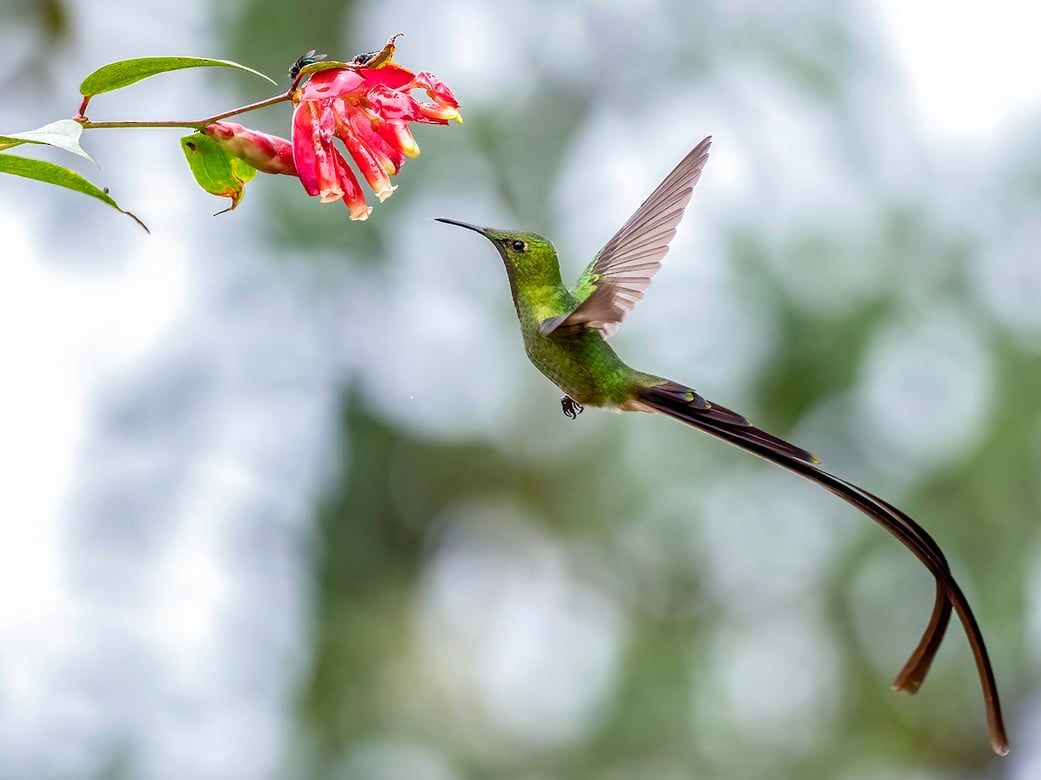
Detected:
left=1, top=1, right=1039, bottom=778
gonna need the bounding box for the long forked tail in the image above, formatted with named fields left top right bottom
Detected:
left=636, top=380, right=1008, bottom=755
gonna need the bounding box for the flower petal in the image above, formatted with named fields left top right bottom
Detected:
left=417, top=102, right=462, bottom=124
left=337, top=120, right=396, bottom=201
left=291, top=101, right=322, bottom=195
left=411, top=71, right=460, bottom=109
left=298, top=68, right=366, bottom=100
left=346, top=103, right=405, bottom=171
left=332, top=151, right=371, bottom=220
left=380, top=122, right=420, bottom=159
left=366, top=84, right=424, bottom=122
left=357, top=64, right=415, bottom=90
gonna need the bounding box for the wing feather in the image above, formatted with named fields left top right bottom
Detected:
left=541, top=136, right=712, bottom=339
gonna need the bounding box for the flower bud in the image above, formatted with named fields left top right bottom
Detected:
left=203, top=122, right=296, bottom=176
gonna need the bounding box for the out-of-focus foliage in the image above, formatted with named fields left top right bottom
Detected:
left=2, top=1, right=1038, bottom=779
left=0, top=0, right=71, bottom=89
left=262, top=3, right=1035, bottom=777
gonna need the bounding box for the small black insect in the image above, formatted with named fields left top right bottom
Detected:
left=289, top=50, right=327, bottom=80
left=350, top=49, right=381, bottom=66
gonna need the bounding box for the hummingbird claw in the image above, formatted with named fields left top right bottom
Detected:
left=560, top=396, right=583, bottom=420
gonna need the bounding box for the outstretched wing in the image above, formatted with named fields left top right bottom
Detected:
left=539, top=136, right=712, bottom=339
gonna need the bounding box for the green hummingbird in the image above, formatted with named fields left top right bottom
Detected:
left=436, top=136, right=1008, bottom=755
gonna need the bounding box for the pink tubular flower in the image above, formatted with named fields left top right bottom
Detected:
left=290, top=60, right=461, bottom=220
left=195, top=38, right=460, bottom=221
left=203, top=122, right=296, bottom=176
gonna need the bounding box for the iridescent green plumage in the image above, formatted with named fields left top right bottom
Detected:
left=435, top=137, right=1007, bottom=755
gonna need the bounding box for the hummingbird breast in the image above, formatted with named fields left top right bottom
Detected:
left=523, top=327, right=637, bottom=408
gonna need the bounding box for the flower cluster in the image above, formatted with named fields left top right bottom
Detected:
left=292, top=65, right=459, bottom=219
left=205, top=54, right=460, bottom=220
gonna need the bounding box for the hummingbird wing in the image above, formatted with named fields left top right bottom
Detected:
left=539, top=136, right=712, bottom=339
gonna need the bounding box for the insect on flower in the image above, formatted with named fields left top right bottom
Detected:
left=289, top=50, right=327, bottom=80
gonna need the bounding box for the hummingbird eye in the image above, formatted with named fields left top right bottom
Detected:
left=511, top=240, right=528, bottom=252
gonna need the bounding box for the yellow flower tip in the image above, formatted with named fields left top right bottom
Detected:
left=391, top=126, right=421, bottom=158
left=348, top=206, right=373, bottom=221
left=374, top=183, right=397, bottom=203
left=438, top=107, right=463, bottom=124
left=319, top=191, right=343, bottom=204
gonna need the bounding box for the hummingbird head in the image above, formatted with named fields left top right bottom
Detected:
left=435, top=218, right=563, bottom=298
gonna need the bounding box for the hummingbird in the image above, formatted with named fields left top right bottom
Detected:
left=436, top=136, right=1008, bottom=755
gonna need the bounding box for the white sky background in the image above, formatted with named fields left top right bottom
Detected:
left=0, top=1, right=1039, bottom=778
left=876, top=1, right=1041, bottom=143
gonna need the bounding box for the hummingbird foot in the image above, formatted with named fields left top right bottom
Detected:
left=560, top=395, right=584, bottom=420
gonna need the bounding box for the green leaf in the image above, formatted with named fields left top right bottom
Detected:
left=180, top=132, right=257, bottom=214
left=0, top=120, right=94, bottom=163
left=0, top=154, right=148, bottom=231
left=80, top=56, right=276, bottom=98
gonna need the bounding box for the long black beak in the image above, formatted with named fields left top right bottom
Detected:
left=434, top=217, right=488, bottom=236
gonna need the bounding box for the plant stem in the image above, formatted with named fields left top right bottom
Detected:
left=76, top=92, right=293, bottom=130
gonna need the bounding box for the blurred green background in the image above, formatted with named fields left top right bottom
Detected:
left=0, top=1, right=1038, bottom=778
